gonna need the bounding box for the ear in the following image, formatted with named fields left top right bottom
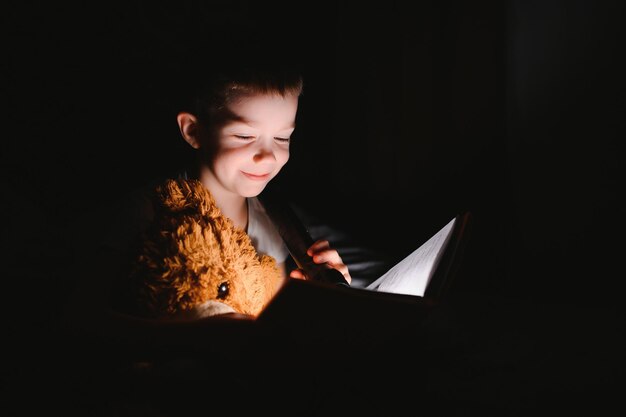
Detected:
left=176, top=112, right=201, bottom=149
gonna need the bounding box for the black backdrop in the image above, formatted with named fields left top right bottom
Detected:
left=3, top=0, right=508, bottom=295
left=3, top=0, right=624, bottom=414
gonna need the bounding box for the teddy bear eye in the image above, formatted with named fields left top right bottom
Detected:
left=217, top=282, right=230, bottom=299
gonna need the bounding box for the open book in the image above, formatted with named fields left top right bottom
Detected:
left=233, top=192, right=474, bottom=353
left=258, top=188, right=472, bottom=305
left=249, top=208, right=472, bottom=350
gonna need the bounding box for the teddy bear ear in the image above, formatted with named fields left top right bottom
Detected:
left=155, top=178, right=218, bottom=216
left=155, top=179, right=187, bottom=212
left=155, top=179, right=197, bottom=211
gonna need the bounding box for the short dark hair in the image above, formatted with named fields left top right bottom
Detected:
left=173, top=28, right=305, bottom=127
left=191, top=63, right=304, bottom=126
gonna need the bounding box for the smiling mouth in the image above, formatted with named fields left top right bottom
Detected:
left=242, top=171, right=270, bottom=181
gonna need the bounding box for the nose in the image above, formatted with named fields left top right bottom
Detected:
left=252, top=142, right=277, bottom=163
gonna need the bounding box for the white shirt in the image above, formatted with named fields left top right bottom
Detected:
left=246, top=197, right=289, bottom=263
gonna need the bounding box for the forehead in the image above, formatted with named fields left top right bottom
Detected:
left=223, top=93, right=299, bottom=127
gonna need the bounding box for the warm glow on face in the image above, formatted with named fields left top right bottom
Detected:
left=201, top=93, right=299, bottom=198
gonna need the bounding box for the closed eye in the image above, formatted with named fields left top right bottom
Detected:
left=234, top=135, right=255, bottom=141
left=274, top=137, right=290, bottom=143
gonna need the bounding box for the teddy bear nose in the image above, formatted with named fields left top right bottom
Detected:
left=217, top=282, right=230, bottom=299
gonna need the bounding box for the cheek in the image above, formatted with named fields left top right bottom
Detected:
left=276, top=149, right=290, bottom=167
left=214, top=149, right=247, bottom=170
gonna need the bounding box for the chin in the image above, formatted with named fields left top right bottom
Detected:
left=240, top=184, right=268, bottom=198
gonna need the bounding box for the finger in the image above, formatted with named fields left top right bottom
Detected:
left=337, top=265, right=352, bottom=284
left=315, top=257, right=352, bottom=285
left=306, top=240, right=330, bottom=256
left=333, top=263, right=349, bottom=277
left=322, top=261, right=350, bottom=278
left=312, top=249, right=342, bottom=265
left=289, top=269, right=307, bottom=280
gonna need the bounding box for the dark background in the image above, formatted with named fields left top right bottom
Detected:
left=2, top=0, right=624, bottom=415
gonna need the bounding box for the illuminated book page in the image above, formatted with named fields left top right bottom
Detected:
left=365, top=217, right=456, bottom=297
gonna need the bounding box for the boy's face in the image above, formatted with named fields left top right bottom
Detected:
left=203, top=92, right=298, bottom=198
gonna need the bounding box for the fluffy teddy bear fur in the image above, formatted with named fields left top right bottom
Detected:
left=127, top=178, right=285, bottom=319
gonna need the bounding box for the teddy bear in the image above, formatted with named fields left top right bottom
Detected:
left=126, top=178, right=286, bottom=320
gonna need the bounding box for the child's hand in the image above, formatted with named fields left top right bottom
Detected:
left=289, top=239, right=352, bottom=285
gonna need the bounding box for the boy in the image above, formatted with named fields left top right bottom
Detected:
left=174, top=64, right=352, bottom=285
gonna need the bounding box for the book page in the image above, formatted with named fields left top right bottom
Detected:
left=365, top=217, right=456, bottom=297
